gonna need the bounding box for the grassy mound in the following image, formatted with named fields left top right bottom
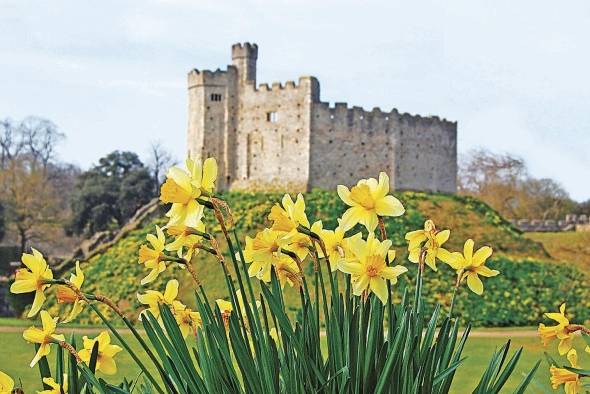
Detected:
left=525, top=231, right=590, bottom=273
left=45, top=191, right=588, bottom=326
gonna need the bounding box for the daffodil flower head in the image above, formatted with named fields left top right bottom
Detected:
left=79, top=331, right=122, bottom=375
left=215, top=298, right=233, bottom=328
left=337, top=172, right=405, bottom=232
left=320, top=223, right=363, bottom=272
left=138, top=226, right=168, bottom=285
left=216, top=290, right=260, bottom=329
left=338, top=233, right=408, bottom=304
left=453, top=239, right=498, bottom=295
left=405, top=220, right=455, bottom=271
left=173, top=303, right=202, bottom=338
left=280, top=231, right=312, bottom=261
left=244, top=229, right=290, bottom=282
left=274, top=255, right=302, bottom=288
left=137, top=279, right=181, bottom=320
left=538, top=303, right=573, bottom=355
left=159, top=158, right=216, bottom=228
left=186, top=156, right=218, bottom=194
left=22, top=310, right=65, bottom=367
left=216, top=299, right=233, bottom=314
left=268, top=193, right=310, bottom=232
left=38, top=376, right=68, bottom=394
left=165, top=222, right=206, bottom=262
left=0, top=371, right=14, bottom=393
left=10, top=248, right=54, bottom=317
left=56, top=261, right=86, bottom=323
left=549, top=349, right=581, bottom=393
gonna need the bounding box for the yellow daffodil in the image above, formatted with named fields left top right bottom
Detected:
left=160, top=157, right=217, bottom=227
left=216, top=299, right=233, bottom=314
left=405, top=220, right=455, bottom=271
left=338, top=234, right=407, bottom=304
left=79, top=331, right=122, bottom=375
left=166, top=222, right=206, bottom=262
left=216, top=298, right=233, bottom=328
left=38, top=376, right=67, bottom=394
left=280, top=232, right=312, bottom=260
left=337, top=172, right=405, bottom=232
left=268, top=193, right=310, bottom=232
left=244, top=229, right=289, bottom=281
left=550, top=349, right=582, bottom=394
left=451, top=239, right=498, bottom=295
left=23, top=310, right=65, bottom=367
left=10, top=248, right=54, bottom=317
left=320, top=224, right=363, bottom=272
left=187, top=156, right=217, bottom=194
left=138, top=225, right=170, bottom=285
left=173, top=302, right=202, bottom=338
left=274, top=256, right=301, bottom=288
left=137, top=279, right=183, bottom=320
left=56, top=261, right=86, bottom=323
left=279, top=220, right=324, bottom=261
left=216, top=290, right=260, bottom=324
left=539, top=303, right=574, bottom=355
left=0, top=371, right=14, bottom=393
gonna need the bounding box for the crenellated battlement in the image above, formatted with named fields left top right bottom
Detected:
left=187, top=42, right=458, bottom=193
left=231, top=42, right=258, bottom=59
left=187, top=67, right=235, bottom=88
left=312, top=100, right=455, bottom=133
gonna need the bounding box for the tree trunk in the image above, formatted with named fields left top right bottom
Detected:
left=18, top=226, right=27, bottom=254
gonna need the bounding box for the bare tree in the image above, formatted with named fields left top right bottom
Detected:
left=20, top=116, right=65, bottom=172
left=147, top=141, right=176, bottom=195
left=1, top=117, right=65, bottom=172
left=0, top=116, right=68, bottom=252
left=0, top=118, right=24, bottom=168
left=459, top=148, right=574, bottom=219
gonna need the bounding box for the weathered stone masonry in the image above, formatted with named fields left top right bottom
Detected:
left=187, top=42, right=457, bottom=193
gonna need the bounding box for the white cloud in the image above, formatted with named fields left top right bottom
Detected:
left=1, top=0, right=588, bottom=200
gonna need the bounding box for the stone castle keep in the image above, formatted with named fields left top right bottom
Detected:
left=187, top=42, right=457, bottom=192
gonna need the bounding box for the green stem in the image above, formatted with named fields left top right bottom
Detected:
left=448, top=286, right=458, bottom=318
left=414, top=262, right=424, bottom=315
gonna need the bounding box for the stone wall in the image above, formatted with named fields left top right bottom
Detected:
left=509, top=214, right=590, bottom=232
left=230, top=77, right=318, bottom=191
left=309, top=103, right=456, bottom=192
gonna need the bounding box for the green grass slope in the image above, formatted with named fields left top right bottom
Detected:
left=45, top=191, right=589, bottom=326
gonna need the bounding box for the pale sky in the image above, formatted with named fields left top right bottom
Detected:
left=1, top=0, right=589, bottom=200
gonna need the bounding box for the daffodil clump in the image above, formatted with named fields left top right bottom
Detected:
left=5, top=158, right=543, bottom=393
left=538, top=303, right=590, bottom=393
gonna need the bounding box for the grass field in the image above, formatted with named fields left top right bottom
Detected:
left=1, top=329, right=588, bottom=393
left=526, top=231, right=590, bottom=272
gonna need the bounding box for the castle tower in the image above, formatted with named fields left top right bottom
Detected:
left=187, top=43, right=457, bottom=194
left=232, top=42, right=258, bottom=85
left=187, top=65, right=238, bottom=191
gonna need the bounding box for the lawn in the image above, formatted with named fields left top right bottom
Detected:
left=1, top=329, right=588, bottom=393
left=526, top=231, right=590, bottom=272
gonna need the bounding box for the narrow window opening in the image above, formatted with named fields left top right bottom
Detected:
left=210, top=93, right=222, bottom=101
left=266, top=111, right=278, bottom=122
